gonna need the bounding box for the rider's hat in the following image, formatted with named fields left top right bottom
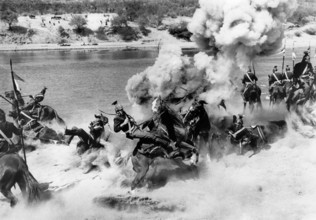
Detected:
left=115, top=104, right=123, bottom=113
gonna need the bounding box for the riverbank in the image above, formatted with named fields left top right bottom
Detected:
left=0, top=41, right=198, bottom=52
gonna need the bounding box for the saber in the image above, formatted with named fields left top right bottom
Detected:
left=99, top=109, right=116, bottom=116
left=0, top=94, right=14, bottom=105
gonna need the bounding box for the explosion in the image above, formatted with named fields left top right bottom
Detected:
left=125, top=45, right=210, bottom=105
left=127, top=0, right=297, bottom=106
left=188, top=0, right=298, bottom=67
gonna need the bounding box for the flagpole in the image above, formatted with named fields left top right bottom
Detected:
left=281, top=39, right=286, bottom=74
left=292, top=41, right=295, bottom=71
left=252, top=60, right=256, bottom=85
left=10, top=59, right=27, bottom=165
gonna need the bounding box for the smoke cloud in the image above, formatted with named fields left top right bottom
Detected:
left=125, top=45, right=210, bottom=105
left=188, top=0, right=297, bottom=68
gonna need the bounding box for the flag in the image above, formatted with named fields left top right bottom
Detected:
left=14, top=80, right=21, bottom=92
left=13, top=71, right=25, bottom=82
left=292, top=51, right=296, bottom=60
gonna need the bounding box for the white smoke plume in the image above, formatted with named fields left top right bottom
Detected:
left=185, top=0, right=297, bottom=105
left=125, top=45, right=210, bottom=105
left=188, top=0, right=297, bottom=68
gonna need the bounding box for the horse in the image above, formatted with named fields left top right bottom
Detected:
left=182, top=100, right=211, bottom=156
left=209, top=115, right=286, bottom=157
left=5, top=90, right=66, bottom=127
left=0, top=153, right=49, bottom=206
left=64, top=113, right=109, bottom=155
left=9, top=110, right=66, bottom=144
left=130, top=97, right=198, bottom=190
left=243, top=83, right=262, bottom=112
left=283, top=71, right=294, bottom=95
left=269, top=84, right=286, bottom=105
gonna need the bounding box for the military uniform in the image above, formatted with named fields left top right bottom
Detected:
left=0, top=110, right=20, bottom=153
left=113, top=104, right=180, bottom=158
left=22, top=87, right=47, bottom=118
left=241, top=70, right=258, bottom=100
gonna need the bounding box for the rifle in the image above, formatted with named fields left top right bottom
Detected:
left=10, top=59, right=27, bottom=164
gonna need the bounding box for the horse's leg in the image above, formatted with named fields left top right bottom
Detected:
left=16, top=172, right=28, bottom=198
left=131, top=154, right=152, bottom=190
left=249, top=102, right=254, bottom=113
left=0, top=170, right=18, bottom=207
left=243, top=101, right=247, bottom=114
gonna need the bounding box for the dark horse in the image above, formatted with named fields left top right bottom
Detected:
left=269, top=84, right=286, bottom=105
left=5, top=90, right=66, bottom=127
left=9, top=108, right=66, bottom=144
left=130, top=97, right=198, bottom=190
left=243, top=84, right=262, bottom=112
left=64, top=114, right=109, bottom=155
left=0, top=153, right=49, bottom=206
left=183, top=100, right=211, bottom=156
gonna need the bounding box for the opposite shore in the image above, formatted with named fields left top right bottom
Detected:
left=0, top=38, right=315, bottom=52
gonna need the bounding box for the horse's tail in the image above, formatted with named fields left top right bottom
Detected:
left=53, top=109, right=66, bottom=127
left=22, top=167, right=49, bottom=203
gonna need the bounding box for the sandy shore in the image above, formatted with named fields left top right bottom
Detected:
left=0, top=35, right=314, bottom=52
left=0, top=41, right=198, bottom=52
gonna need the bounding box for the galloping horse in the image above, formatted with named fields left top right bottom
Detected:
left=130, top=97, right=198, bottom=190
left=183, top=100, right=211, bottom=155
left=243, top=84, right=262, bottom=112
left=9, top=108, right=65, bottom=144
left=0, top=153, right=49, bottom=206
left=64, top=114, right=109, bottom=155
left=269, top=84, right=286, bottom=105
left=5, top=90, right=66, bottom=127
left=283, top=71, right=294, bottom=95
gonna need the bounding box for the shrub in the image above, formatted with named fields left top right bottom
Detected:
left=69, top=15, right=87, bottom=34
left=294, top=31, right=302, bottom=37
left=168, top=20, right=192, bottom=41
left=27, top=28, right=36, bottom=37
left=58, top=26, right=69, bottom=38
left=112, top=26, right=140, bottom=41
left=95, top=26, right=108, bottom=40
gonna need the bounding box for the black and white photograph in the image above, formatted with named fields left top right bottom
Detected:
left=0, top=0, right=315, bottom=219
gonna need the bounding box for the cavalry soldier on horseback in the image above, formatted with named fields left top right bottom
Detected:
left=268, top=66, right=285, bottom=97
left=227, top=114, right=258, bottom=152
left=241, top=66, right=258, bottom=101
left=283, top=65, right=293, bottom=82
left=0, top=109, right=20, bottom=153
left=287, top=51, right=316, bottom=109
left=64, top=114, right=108, bottom=151
left=113, top=103, right=181, bottom=158
left=21, top=87, right=47, bottom=119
